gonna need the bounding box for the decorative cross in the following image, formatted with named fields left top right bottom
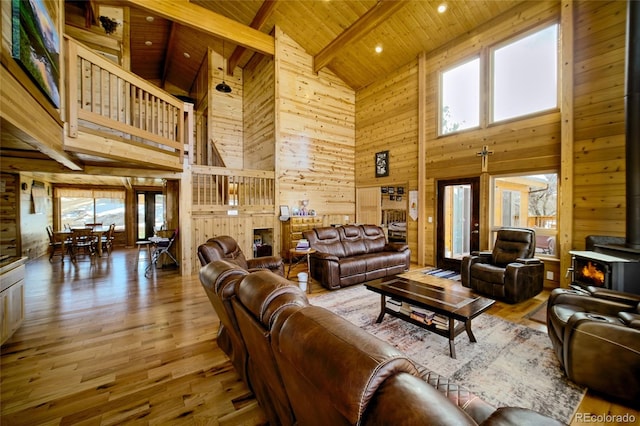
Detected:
left=476, top=145, right=494, bottom=172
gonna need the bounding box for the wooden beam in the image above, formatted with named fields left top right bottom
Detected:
left=120, top=0, right=274, bottom=56
left=313, top=0, right=406, bottom=73
left=228, top=0, right=278, bottom=75
left=0, top=156, right=78, bottom=174
left=161, top=21, right=177, bottom=88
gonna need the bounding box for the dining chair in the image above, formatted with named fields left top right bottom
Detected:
left=46, top=226, right=66, bottom=262
left=100, top=223, right=116, bottom=256
left=69, top=228, right=97, bottom=262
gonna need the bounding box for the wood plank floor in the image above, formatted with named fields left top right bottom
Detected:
left=1, top=250, right=637, bottom=425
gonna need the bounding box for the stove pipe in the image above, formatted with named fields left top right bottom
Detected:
left=625, top=0, right=640, bottom=249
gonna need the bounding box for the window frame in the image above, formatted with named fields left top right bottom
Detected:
left=438, top=55, right=482, bottom=137
left=489, top=171, right=559, bottom=259
left=489, top=22, right=560, bottom=124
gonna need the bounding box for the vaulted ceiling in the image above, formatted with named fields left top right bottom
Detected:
left=90, top=0, right=524, bottom=93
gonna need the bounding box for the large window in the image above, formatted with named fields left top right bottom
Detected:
left=438, top=23, right=558, bottom=135
left=492, top=24, right=558, bottom=122
left=57, top=188, right=125, bottom=230
left=440, top=57, right=480, bottom=135
left=491, top=173, right=557, bottom=257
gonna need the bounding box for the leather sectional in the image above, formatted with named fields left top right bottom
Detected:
left=303, top=224, right=410, bottom=290
left=199, top=260, right=563, bottom=426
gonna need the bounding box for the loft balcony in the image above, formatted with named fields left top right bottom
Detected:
left=64, top=36, right=186, bottom=172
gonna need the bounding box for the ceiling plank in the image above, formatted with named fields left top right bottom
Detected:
left=0, top=156, right=77, bottom=174
left=228, top=0, right=278, bottom=75
left=119, top=0, right=274, bottom=56
left=313, top=0, right=407, bottom=74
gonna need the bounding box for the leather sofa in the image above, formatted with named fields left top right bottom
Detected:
left=199, top=260, right=563, bottom=426
left=547, top=286, right=640, bottom=405
left=197, top=235, right=284, bottom=275
left=302, top=224, right=410, bottom=290
left=461, top=228, right=544, bottom=303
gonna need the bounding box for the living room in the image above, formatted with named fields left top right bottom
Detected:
left=1, top=0, right=638, bottom=424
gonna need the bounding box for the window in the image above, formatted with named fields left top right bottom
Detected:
left=440, top=57, right=480, bottom=135
left=57, top=188, right=125, bottom=230
left=491, top=24, right=558, bottom=122
left=491, top=173, right=557, bottom=257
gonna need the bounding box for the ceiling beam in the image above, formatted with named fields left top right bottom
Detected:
left=161, top=21, right=177, bottom=88
left=313, top=0, right=407, bottom=73
left=119, top=0, right=274, bottom=56
left=227, top=0, right=278, bottom=75
left=0, top=156, right=78, bottom=174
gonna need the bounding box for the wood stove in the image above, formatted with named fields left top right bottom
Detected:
left=569, top=250, right=640, bottom=295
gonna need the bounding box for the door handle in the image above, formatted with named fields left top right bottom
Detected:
left=471, top=230, right=479, bottom=234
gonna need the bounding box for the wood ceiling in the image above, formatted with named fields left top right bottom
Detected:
left=104, top=0, right=524, bottom=93
left=3, top=0, right=525, bottom=187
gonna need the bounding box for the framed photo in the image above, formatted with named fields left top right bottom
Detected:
left=375, top=151, right=389, bottom=178
left=397, top=187, right=404, bottom=195
left=280, top=205, right=289, bottom=217
left=11, top=0, right=61, bottom=108
left=388, top=186, right=395, bottom=195
left=389, top=195, right=395, bottom=201
left=381, top=186, right=388, bottom=194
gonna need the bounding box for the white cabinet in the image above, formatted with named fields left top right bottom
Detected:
left=1, top=258, right=26, bottom=345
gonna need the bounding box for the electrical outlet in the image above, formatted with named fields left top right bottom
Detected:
left=546, top=271, right=554, bottom=280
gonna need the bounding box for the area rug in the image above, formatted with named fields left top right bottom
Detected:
left=311, top=285, right=585, bottom=424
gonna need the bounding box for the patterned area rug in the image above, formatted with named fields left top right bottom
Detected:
left=423, top=268, right=461, bottom=281
left=311, top=284, right=585, bottom=424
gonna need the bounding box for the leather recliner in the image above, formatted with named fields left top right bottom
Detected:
left=547, top=286, right=640, bottom=405
left=198, top=235, right=284, bottom=276
left=461, top=228, right=544, bottom=303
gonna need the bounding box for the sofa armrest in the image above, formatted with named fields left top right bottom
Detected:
left=514, top=257, right=541, bottom=265
left=549, top=288, right=638, bottom=316
left=586, top=287, right=640, bottom=307
left=247, top=256, right=283, bottom=272
left=619, top=312, right=640, bottom=329
left=384, top=242, right=409, bottom=252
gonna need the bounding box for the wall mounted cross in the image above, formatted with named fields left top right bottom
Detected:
left=476, top=145, right=494, bottom=172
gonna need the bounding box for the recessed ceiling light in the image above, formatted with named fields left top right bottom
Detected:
left=183, top=52, right=191, bottom=59
left=437, top=3, right=447, bottom=13
left=375, top=45, right=383, bottom=54
left=145, top=40, right=152, bottom=46
left=146, top=16, right=154, bottom=22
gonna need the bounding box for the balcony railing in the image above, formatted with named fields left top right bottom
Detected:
left=65, top=36, right=185, bottom=170
left=191, top=165, right=275, bottom=213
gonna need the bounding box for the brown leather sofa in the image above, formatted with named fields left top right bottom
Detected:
left=461, top=228, right=544, bottom=303
left=302, top=224, right=410, bottom=290
left=197, top=235, right=284, bottom=275
left=547, top=286, right=640, bottom=405
left=199, top=260, right=563, bottom=425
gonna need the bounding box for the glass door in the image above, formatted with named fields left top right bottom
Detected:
left=437, top=177, right=480, bottom=271
left=137, top=191, right=165, bottom=240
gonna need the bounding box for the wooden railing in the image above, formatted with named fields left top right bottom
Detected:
left=65, top=36, right=184, bottom=167
left=191, top=165, right=275, bottom=213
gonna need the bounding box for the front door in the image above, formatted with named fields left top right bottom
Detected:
left=436, top=177, right=480, bottom=272
left=136, top=191, right=165, bottom=240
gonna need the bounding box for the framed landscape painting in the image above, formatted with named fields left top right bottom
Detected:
left=11, top=0, right=60, bottom=108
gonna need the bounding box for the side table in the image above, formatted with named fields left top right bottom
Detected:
left=287, top=248, right=316, bottom=293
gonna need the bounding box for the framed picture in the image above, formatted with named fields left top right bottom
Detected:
left=388, top=186, right=395, bottom=195
left=397, top=187, right=404, bottom=195
left=381, top=186, right=388, bottom=194
left=375, top=151, right=389, bottom=177
left=11, top=0, right=61, bottom=108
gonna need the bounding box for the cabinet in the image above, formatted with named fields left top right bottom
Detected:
left=1, top=258, right=26, bottom=345
left=281, top=216, right=323, bottom=259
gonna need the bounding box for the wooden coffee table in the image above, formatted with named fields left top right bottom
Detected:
left=365, top=275, right=495, bottom=358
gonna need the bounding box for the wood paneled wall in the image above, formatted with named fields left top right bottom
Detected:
left=18, top=174, right=52, bottom=260
left=244, top=54, right=275, bottom=170
left=355, top=61, right=419, bottom=262
left=572, top=0, right=627, bottom=248
left=274, top=26, right=356, bottom=220
left=209, top=49, right=244, bottom=169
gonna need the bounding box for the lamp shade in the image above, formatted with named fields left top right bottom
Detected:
left=216, top=81, right=231, bottom=93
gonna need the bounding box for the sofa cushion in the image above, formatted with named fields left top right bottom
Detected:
left=310, top=227, right=346, bottom=258
left=491, top=229, right=535, bottom=266
left=361, top=224, right=387, bottom=253
left=340, top=225, right=368, bottom=257
left=470, top=263, right=505, bottom=285
left=340, top=256, right=368, bottom=277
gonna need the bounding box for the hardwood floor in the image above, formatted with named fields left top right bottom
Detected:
left=1, top=252, right=637, bottom=425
